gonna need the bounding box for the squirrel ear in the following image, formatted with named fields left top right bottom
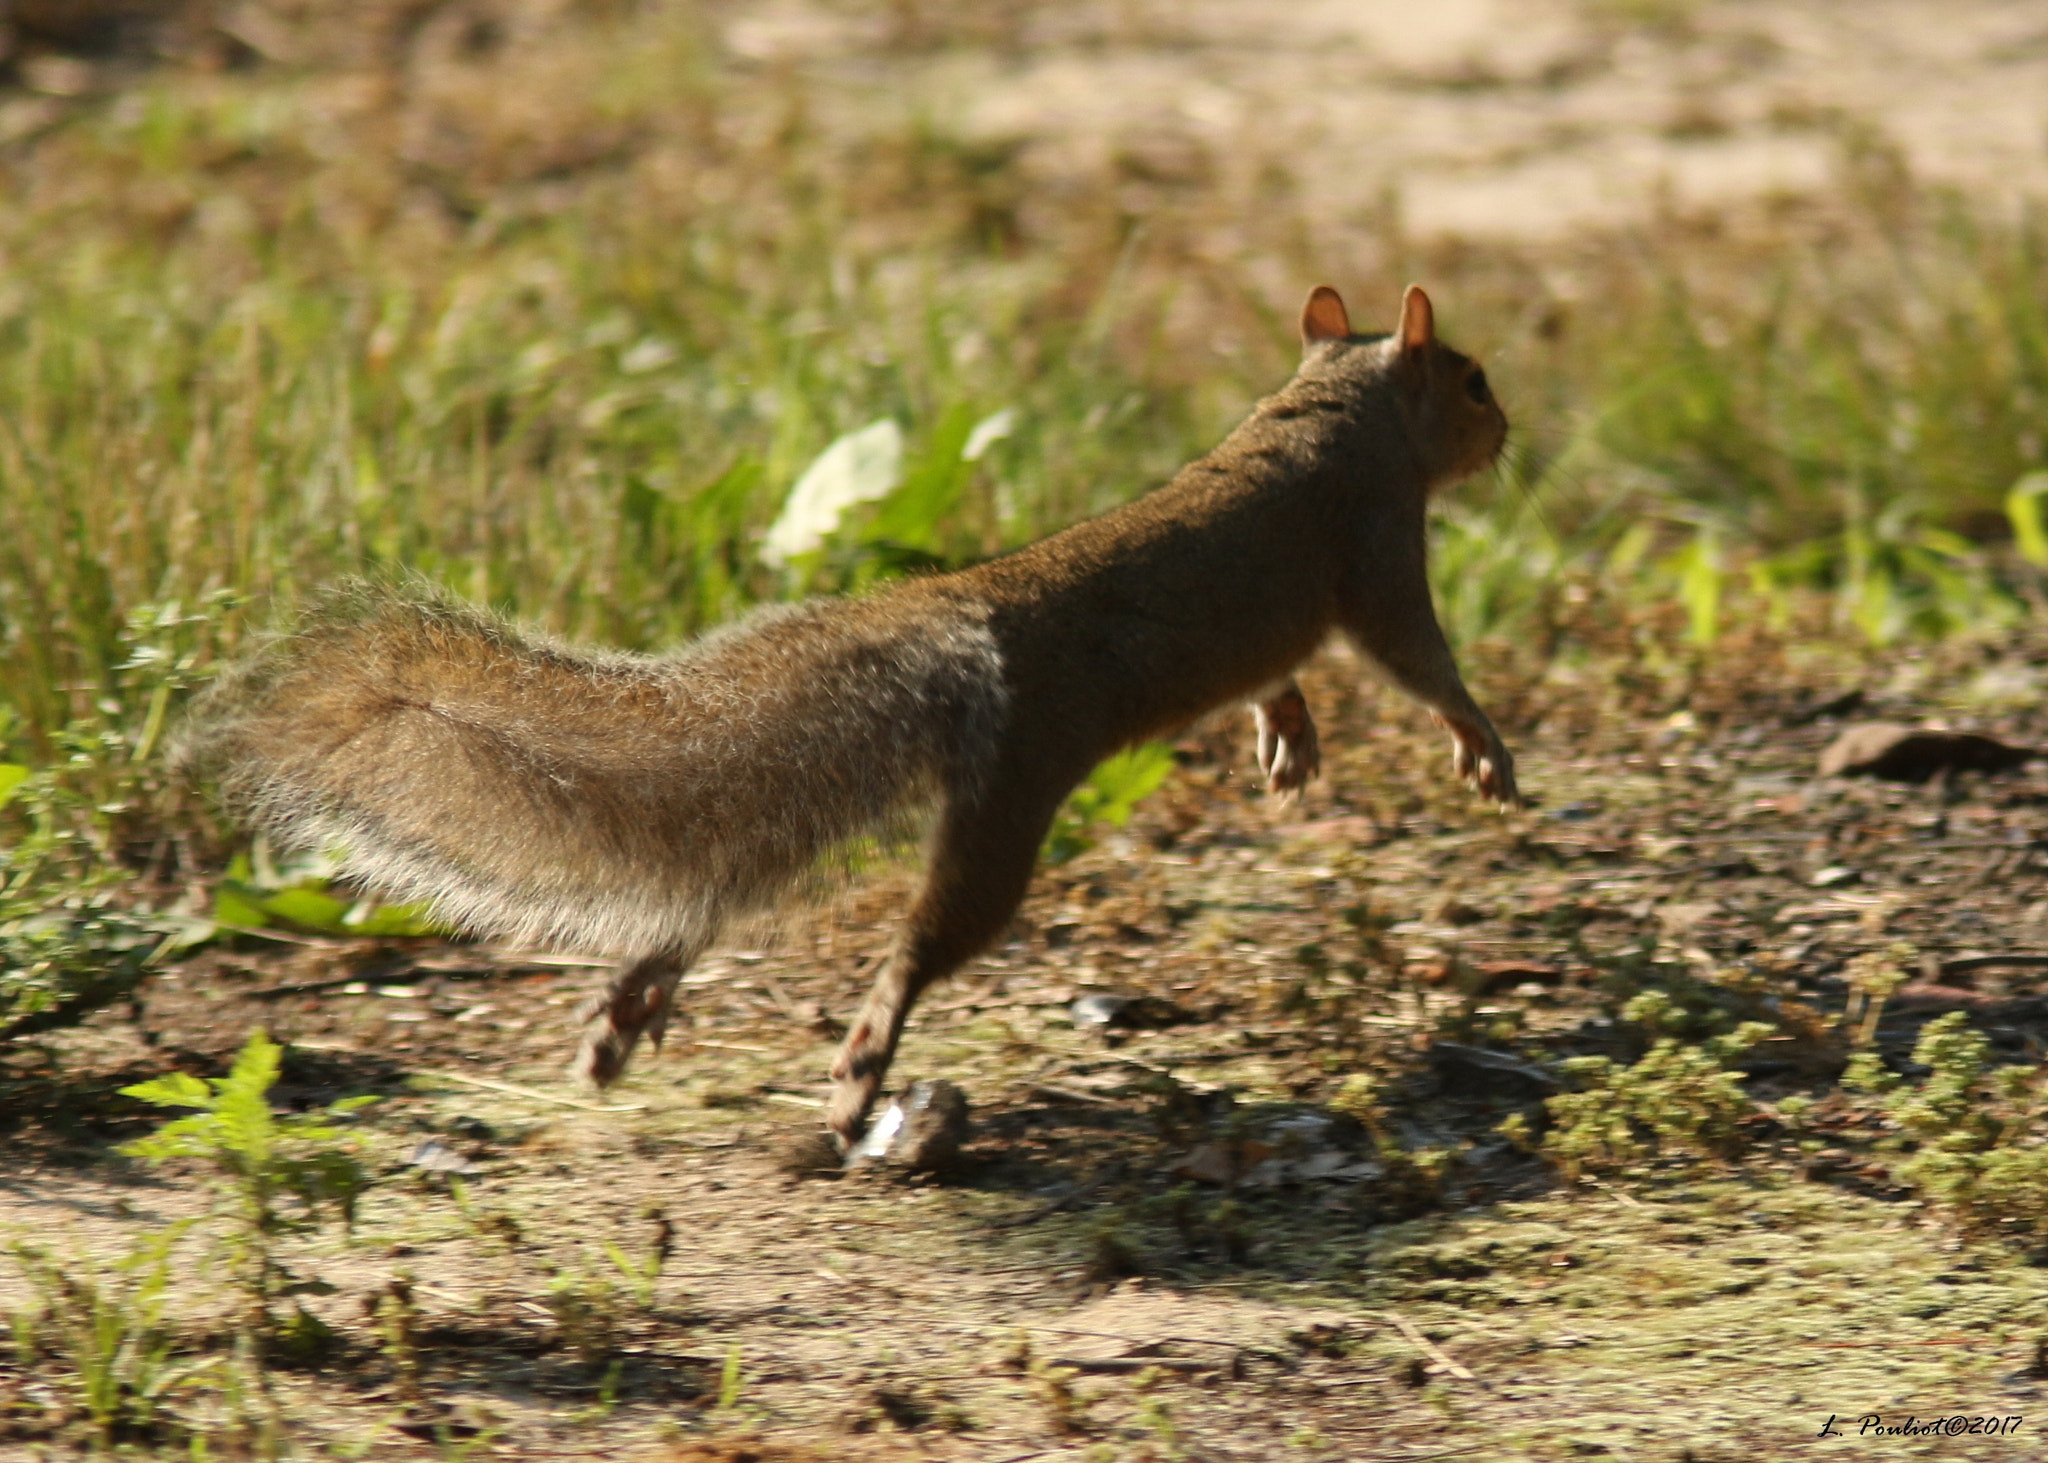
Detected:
left=1397, top=285, right=1435, bottom=352
left=1300, top=285, right=1351, bottom=347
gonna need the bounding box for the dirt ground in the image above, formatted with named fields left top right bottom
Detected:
left=11, top=619, right=2048, bottom=1458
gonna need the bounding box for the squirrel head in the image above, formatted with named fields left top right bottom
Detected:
left=1297, top=284, right=1507, bottom=490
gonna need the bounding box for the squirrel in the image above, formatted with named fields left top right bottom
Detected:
left=180, top=284, right=1518, bottom=1146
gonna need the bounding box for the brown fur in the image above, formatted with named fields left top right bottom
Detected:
left=179, top=285, right=1516, bottom=1145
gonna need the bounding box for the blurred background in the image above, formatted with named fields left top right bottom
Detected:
left=0, top=0, right=2045, bottom=874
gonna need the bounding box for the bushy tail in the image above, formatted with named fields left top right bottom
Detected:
left=178, top=580, right=1008, bottom=955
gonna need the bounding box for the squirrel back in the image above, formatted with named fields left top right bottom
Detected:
left=181, top=580, right=1009, bottom=953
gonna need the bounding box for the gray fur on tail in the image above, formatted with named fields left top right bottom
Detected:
left=177, top=580, right=1009, bottom=955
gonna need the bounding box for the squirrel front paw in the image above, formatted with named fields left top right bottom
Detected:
left=1437, top=713, right=1521, bottom=811
left=1254, top=686, right=1321, bottom=802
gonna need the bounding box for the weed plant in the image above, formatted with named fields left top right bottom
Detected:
left=600, top=1205, right=674, bottom=1312
left=1852, top=1013, right=2048, bottom=1247
left=1518, top=1000, right=2048, bottom=1249
left=0, top=894, right=161, bottom=1045
left=6, top=1227, right=212, bottom=1454
left=1044, top=743, right=1177, bottom=864
left=119, top=1029, right=376, bottom=1338
left=0, top=598, right=228, bottom=1041
left=1507, top=1021, right=1775, bottom=1182
left=539, top=1266, right=626, bottom=1372
left=3, top=1034, right=350, bottom=1454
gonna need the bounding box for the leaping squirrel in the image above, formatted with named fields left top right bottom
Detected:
left=182, top=284, right=1519, bottom=1145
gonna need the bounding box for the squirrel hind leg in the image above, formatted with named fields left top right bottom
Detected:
left=573, top=946, right=698, bottom=1089
left=826, top=783, right=1061, bottom=1145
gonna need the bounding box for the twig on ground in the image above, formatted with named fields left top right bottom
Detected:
left=1386, top=1313, right=1476, bottom=1382
left=1023, top=1323, right=1242, bottom=1350
left=417, top=1069, right=647, bottom=1113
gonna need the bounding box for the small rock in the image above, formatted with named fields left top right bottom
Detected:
left=1293, top=813, right=1381, bottom=843
left=1428, top=1041, right=1560, bottom=1098
left=1657, top=901, right=1721, bottom=935
left=407, top=1139, right=479, bottom=1175
left=1069, top=992, right=1188, bottom=1031
left=1472, top=961, right=1564, bottom=996
left=845, top=1079, right=971, bottom=1173
left=1785, top=687, right=1865, bottom=726
left=1173, top=1140, right=1273, bottom=1186
left=1266, top=1110, right=1339, bottom=1145
left=1890, top=983, right=1984, bottom=1011
left=1893, top=984, right=2042, bottom=1017
left=1293, top=1150, right=1384, bottom=1183
left=1818, top=722, right=2037, bottom=782
left=1431, top=894, right=1489, bottom=926
left=391, top=1405, right=484, bottom=1441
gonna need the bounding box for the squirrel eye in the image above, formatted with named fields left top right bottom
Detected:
left=1464, top=368, right=1490, bottom=404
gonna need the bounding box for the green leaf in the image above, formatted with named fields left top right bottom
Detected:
left=2006, top=471, right=2048, bottom=567
left=1084, top=743, right=1176, bottom=826
left=1667, top=528, right=1722, bottom=646
left=211, top=880, right=272, bottom=931
left=224, top=1029, right=285, bottom=1098
left=0, top=764, right=28, bottom=809
left=146, top=913, right=225, bottom=954
left=621, top=474, right=666, bottom=550
left=255, top=886, right=354, bottom=934
left=119, top=1072, right=214, bottom=1110
left=869, top=403, right=978, bottom=554
left=1044, top=742, right=1176, bottom=864
left=340, top=899, right=446, bottom=937
left=119, top=1113, right=218, bottom=1160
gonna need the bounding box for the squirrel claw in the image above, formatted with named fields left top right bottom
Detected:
left=1444, top=718, right=1517, bottom=809
left=1254, top=686, right=1320, bottom=802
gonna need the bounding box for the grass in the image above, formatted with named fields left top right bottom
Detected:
left=7, top=1227, right=210, bottom=1454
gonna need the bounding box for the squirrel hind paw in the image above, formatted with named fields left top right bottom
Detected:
left=573, top=956, right=681, bottom=1087
left=573, top=1027, right=637, bottom=1089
